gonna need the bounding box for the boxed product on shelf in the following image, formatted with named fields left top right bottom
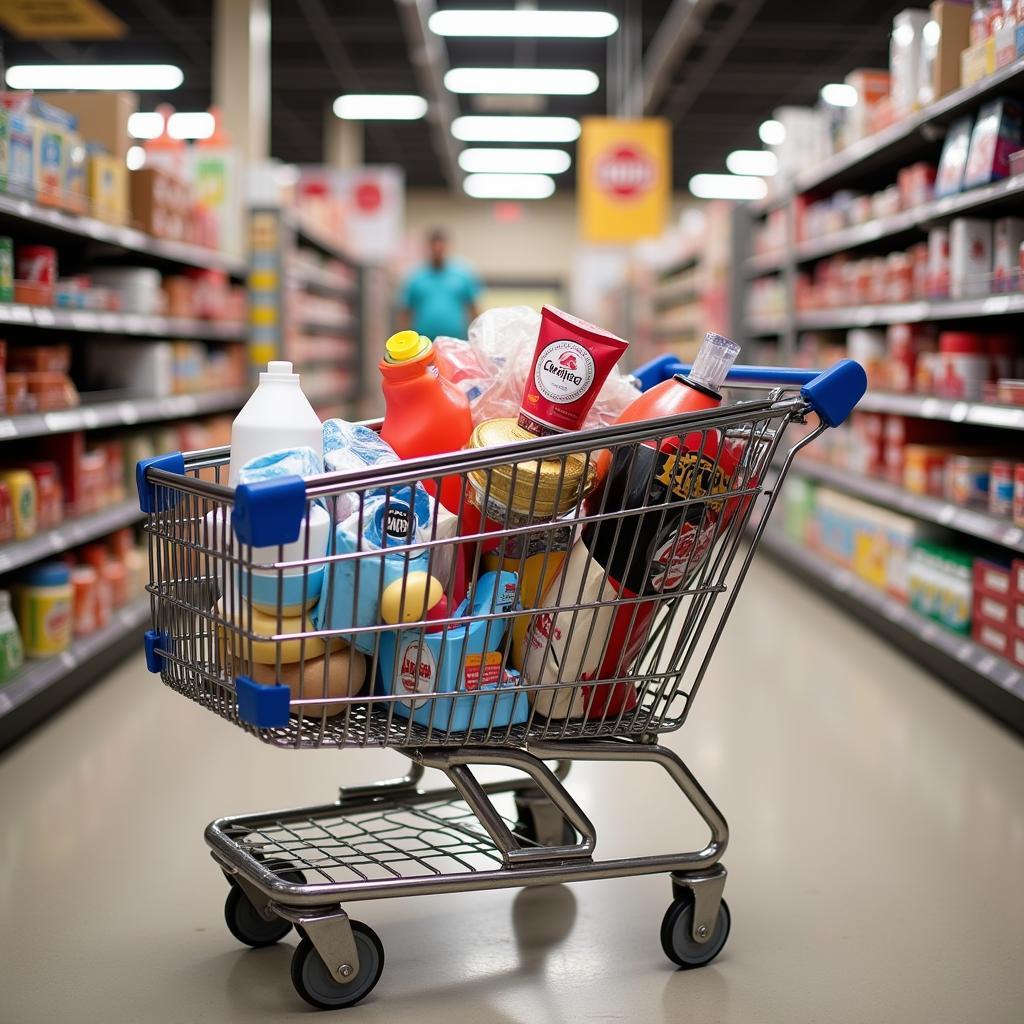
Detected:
left=928, top=1, right=973, bottom=102
left=86, top=151, right=128, bottom=226
left=890, top=9, right=931, bottom=118
left=963, top=97, right=1023, bottom=189
left=993, top=217, right=1024, bottom=290
left=908, top=541, right=973, bottom=634
left=949, top=218, right=993, bottom=298
left=130, top=166, right=190, bottom=241
left=989, top=459, right=1017, bottom=516
left=844, top=69, right=891, bottom=146
left=935, top=116, right=974, bottom=197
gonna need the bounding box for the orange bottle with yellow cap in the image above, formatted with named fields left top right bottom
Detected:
left=379, top=330, right=473, bottom=512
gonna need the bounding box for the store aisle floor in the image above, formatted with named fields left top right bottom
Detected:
left=2, top=558, right=1022, bottom=1024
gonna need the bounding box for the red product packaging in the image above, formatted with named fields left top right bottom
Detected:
left=36, top=431, right=84, bottom=513
left=16, top=245, right=57, bottom=287
left=24, top=460, right=63, bottom=529
left=886, top=323, right=936, bottom=392
left=109, top=527, right=134, bottom=560
left=1014, top=464, right=1024, bottom=528
left=883, top=416, right=957, bottom=483
left=974, top=588, right=1012, bottom=627
left=1012, top=630, right=1024, bottom=670
left=71, top=565, right=99, bottom=637
left=987, top=333, right=1018, bottom=380
left=78, top=448, right=108, bottom=515
left=1013, top=558, right=1024, bottom=598
left=0, top=481, right=13, bottom=543
left=102, top=560, right=128, bottom=608
left=973, top=618, right=1011, bottom=657
left=975, top=557, right=1013, bottom=598
left=990, top=459, right=1015, bottom=517
left=854, top=412, right=886, bottom=475
left=518, top=305, right=628, bottom=436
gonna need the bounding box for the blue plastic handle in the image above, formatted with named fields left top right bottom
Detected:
left=630, top=354, right=867, bottom=428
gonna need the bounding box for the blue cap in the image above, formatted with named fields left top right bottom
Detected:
left=25, top=562, right=71, bottom=586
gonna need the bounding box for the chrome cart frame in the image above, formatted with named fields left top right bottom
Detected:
left=138, top=357, right=865, bottom=1009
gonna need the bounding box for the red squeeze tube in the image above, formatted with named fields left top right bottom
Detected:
left=579, top=332, right=748, bottom=717
left=518, top=305, right=629, bottom=436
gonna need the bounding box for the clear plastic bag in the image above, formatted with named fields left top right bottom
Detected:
left=434, top=306, right=639, bottom=428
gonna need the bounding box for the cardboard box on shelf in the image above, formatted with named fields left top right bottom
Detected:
left=929, top=1, right=972, bottom=101
left=973, top=617, right=1011, bottom=657
left=974, top=589, right=1013, bottom=627
left=960, top=40, right=993, bottom=87
left=949, top=217, right=993, bottom=299
left=975, top=557, right=1013, bottom=597
left=39, top=92, right=136, bottom=162
left=1012, top=630, right=1024, bottom=670
left=87, top=153, right=128, bottom=225
left=843, top=69, right=891, bottom=145
left=129, top=167, right=189, bottom=240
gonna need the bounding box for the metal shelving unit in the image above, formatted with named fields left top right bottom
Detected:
left=0, top=500, right=143, bottom=574
left=794, top=294, right=1024, bottom=330
left=0, top=302, right=245, bottom=340
left=762, top=530, right=1024, bottom=733
left=858, top=391, right=1024, bottom=429
left=0, top=193, right=246, bottom=277
left=0, top=598, right=150, bottom=749
left=790, top=458, right=1024, bottom=552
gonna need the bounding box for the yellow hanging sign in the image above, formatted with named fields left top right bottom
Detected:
left=578, top=117, right=671, bottom=243
left=0, top=0, right=126, bottom=39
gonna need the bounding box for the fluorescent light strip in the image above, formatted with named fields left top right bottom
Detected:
left=758, top=119, right=786, bottom=146
left=689, top=174, right=767, bottom=200
left=333, top=94, right=427, bottom=120
left=128, top=112, right=164, bottom=139
left=452, top=115, right=581, bottom=143
left=463, top=173, right=556, bottom=199
left=445, top=67, right=598, bottom=96
left=725, top=150, right=778, bottom=176
left=167, top=112, right=215, bottom=140
left=820, top=83, right=858, bottom=107
left=429, top=9, right=618, bottom=38
left=6, top=64, right=183, bottom=91
left=458, top=148, right=572, bottom=174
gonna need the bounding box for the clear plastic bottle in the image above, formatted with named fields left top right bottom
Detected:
left=0, top=589, right=23, bottom=682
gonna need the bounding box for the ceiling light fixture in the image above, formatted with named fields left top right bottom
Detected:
left=463, top=173, right=556, bottom=199
left=820, top=83, right=858, bottom=107
left=127, top=111, right=165, bottom=139
left=689, top=174, right=767, bottom=201
left=452, top=115, right=581, bottom=143
left=333, top=94, right=428, bottom=120
left=758, top=119, right=786, bottom=146
left=458, top=148, right=572, bottom=174
left=5, top=64, right=183, bottom=91
left=167, top=112, right=215, bottom=140
left=725, top=149, right=778, bottom=176
left=126, top=146, right=146, bottom=171
left=445, top=67, right=599, bottom=95
left=429, top=10, right=618, bottom=38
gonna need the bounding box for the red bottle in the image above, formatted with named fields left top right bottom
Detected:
left=578, top=332, right=744, bottom=716
left=379, top=330, right=473, bottom=513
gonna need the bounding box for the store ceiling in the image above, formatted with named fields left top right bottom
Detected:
left=0, top=0, right=910, bottom=191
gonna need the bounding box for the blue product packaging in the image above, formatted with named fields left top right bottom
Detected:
left=313, top=484, right=454, bottom=653
left=377, top=570, right=528, bottom=733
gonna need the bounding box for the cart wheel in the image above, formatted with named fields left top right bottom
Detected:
left=290, top=922, right=385, bottom=1010
left=660, top=894, right=731, bottom=969
left=512, top=806, right=577, bottom=847
left=223, top=863, right=306, bottom=948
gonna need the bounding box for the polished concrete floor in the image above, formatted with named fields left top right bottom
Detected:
left=2, top=558, right=1023, bottom=1023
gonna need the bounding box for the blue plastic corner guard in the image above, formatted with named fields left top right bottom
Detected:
left=798, top=359, right=867, bottom=428
left=235, top=675, right=292, bottom=728
left=630, top=355, right=867, bottom=427
left=232, top=475, right=307, bottom=548
left=136, top=452, right=185, bottom=513
left=144, top=629, right=171, bottom=673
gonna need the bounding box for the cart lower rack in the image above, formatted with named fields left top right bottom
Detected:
left=138, top=357, right=865, bottom=1009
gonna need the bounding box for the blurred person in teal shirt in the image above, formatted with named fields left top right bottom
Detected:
left=398, top=228, right=481, bottom=340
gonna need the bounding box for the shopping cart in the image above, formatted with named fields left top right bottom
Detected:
left=137, top=357, right=865, bottom=1009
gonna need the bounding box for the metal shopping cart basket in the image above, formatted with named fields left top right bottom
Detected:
left=136, top=357, right=865, bottom=1009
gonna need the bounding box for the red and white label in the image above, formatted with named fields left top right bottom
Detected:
left=463, top=651, right=503, bottom=691
left=398, top=640, right=435, bottom=709
left=595, top=145, right=655, bottom=199
left=533, top=340, right=595, bottom=405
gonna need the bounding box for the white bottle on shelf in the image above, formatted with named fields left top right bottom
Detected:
left=228, top=360, right=322, bottom=486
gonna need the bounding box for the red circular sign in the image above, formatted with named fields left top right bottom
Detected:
left=354, top=180, right=383, bottom=212
left=595, top=144, right=656, bottom=199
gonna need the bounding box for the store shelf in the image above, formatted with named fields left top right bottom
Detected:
left=745, top=314, right=791, bottom=335
left=658, top=255, right=698, bottom=280
left=287, top=214, right=355, bottom=267
left=790, top=458, right=1024, bottom=552
left=0, top=389, right=248, bottom=442
left=793, top=175, right=1024, bottom=264
left=0, top=192, right=246, bottom=277
left=794, top=293, right=1024, bottom=330
left=0, top=302, right=245, bottom=340
left=796, top=57, right=1024, bottom=194
left=0, top=597, right=149, bottom=750
left=289, top=264, right=358, bottom=299
left=298, top=317, right=359, bottom=335
left=0, top=501, right=143, bottom=575
left=653, top=285, right=698, bottom=312
left=744, top=250, right=786, bottom=276
left=858, top=391, right=1024, bottom=430
left=761, top=529, right=1024, bottom=733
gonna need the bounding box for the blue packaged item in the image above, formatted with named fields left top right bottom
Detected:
left=378, top=570, right=528, bottom=733
left=238, top=445, right=324, bottom=485
left=313, top=484, right=454, bottom=653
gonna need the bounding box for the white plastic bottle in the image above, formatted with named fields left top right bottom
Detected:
left=229, top=361, right=322, bottom=486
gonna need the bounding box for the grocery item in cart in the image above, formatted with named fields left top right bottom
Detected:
left=377, top=569, right=528, bottom=732
left=228, top=361, right=322, bottom=486
left=314, top=484, right=458, bottom=654
left=517, top=305, right=629, bottom=437
left=244, top=645, right=367, bottom=717
left=379, top=330, right=473, bottom=513
left=216, top=598, right=345, bottom=665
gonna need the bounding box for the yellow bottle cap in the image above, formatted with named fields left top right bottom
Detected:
left=385, top=330, right=431, bottom=363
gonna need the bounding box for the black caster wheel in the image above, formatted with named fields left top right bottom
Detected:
left=223, top=861, right=306, bottom=948
left=660, top=893, right=731, bottom=969
left=513, top=792, right=576, bottom=847
left=290, top=922, right=385, bottom=1010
